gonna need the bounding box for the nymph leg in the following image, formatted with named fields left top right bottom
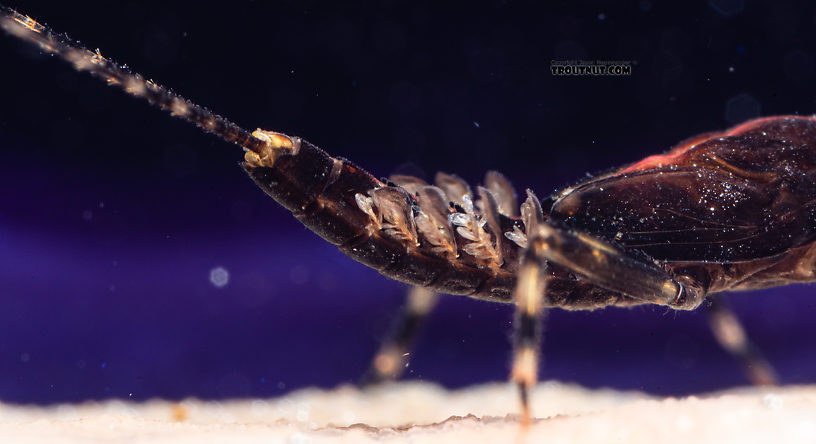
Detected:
left=362, top=286, right=439, bottom=385
left=510, top=245, right=550, bottom=427
left=528, top=222, right=706, bottom=310
left=706, top=295, right=777, bottom=386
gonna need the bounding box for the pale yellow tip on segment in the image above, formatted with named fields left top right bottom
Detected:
left=244, top=129, right=300, bottom=168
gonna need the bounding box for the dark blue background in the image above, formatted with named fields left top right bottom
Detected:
left=1, top=0, right=816, bottom=404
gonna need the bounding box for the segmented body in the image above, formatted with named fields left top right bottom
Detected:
left=244, top=116, right=816, bottom=309
left=244, top=136, right=520, bottom=302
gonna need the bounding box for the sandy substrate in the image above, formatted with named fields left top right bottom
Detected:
left=1, top=381, right=815, bottom=443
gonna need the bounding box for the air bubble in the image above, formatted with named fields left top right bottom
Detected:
left=209, top=266, right=229, bottom=288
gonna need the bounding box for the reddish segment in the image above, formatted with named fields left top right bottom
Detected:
left=620, top=115, right=816, bottom=173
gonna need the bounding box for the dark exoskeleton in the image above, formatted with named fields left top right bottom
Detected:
left=242, top=116, right=816, bottom=422
left=3, top=5, right=813, bottom=426
left=244, top=116, right=816, bottom=313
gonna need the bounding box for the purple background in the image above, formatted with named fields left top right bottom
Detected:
left=2, top=0, right=816, bottom=404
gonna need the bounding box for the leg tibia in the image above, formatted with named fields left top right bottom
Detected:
left=707, top=296, right=777, bottom=386
left=510, top=251, right=549, bottom=426
left=531, top=224, right=705, bottom=310
left=363, top=286, right=438, bottom=385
